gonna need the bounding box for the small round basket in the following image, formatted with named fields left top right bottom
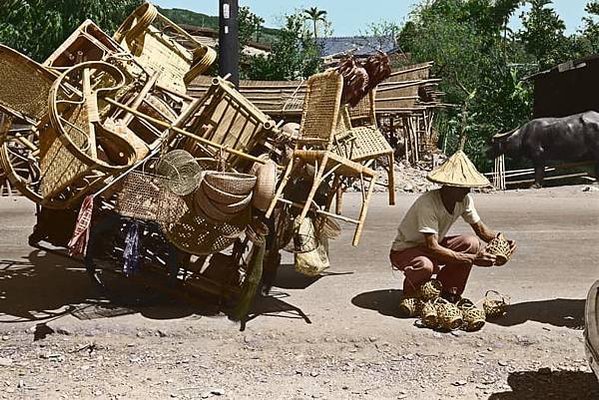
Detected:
left=204, top=172, right=257, bottom=196
left=435, top=298, right=463, bottom=331
left=250, top=156, right=277, bottom=212
left=485, top=233, right=512, bottom=265
left=420, top=301, right=438, bottom=328
left=418, top=279, right=443, bottom=302
left=399, top=297, right=423, bottom=318
left=483, top=290, right=510, bottom=320
left=156, top=150, right=202, bottom=196
left=462, top=306, right=486, bottom=332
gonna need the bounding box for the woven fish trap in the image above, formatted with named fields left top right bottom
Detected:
left=485, top=233, right=512, bottom=265
left=461, top=306, right=486, bottom=332
left=156, top=150, right=202, bottom=196
left=115, top=170, right=188, bottom=223
left=162, top=207, right=250, bottom=256
left=483, top=290, right=510, bottom=320
left=420, top=301, right=438, bottom=328
left=286, top=216, right=319, bottom=254
left=399, top=297, right=423, bottom=318
left=435, top=299, right=464, bottom=331
left=418, top=279, right=443, bottom=302
left=204, top=172, right=257, bottom=196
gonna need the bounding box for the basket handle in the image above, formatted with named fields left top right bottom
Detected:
left=484, top=290, right=509, bottom=304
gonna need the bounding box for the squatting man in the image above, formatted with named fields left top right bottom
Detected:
left=389, top=151, right=517, bottom=303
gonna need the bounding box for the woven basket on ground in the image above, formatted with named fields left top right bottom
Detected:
left=156, top=149, right=202, bottom=196
left=485, top=233, right=512, bottom=265
left=418, top=279, right=442, bottom=302
left=204, top=172, right=256, bottom=196
left=420, top=301, right=438, bottom=328
left=483, top=290, right=510, bottom=320
left=115, top=170, right=188, bottom=223
left=435, top=298, right=463, bottom=331
left=399, top=297, right=423, bottom=318
left=461, top=305, right=486, bottom=332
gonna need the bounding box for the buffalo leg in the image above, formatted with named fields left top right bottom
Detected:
left=532, top=161, right=545, bottom=188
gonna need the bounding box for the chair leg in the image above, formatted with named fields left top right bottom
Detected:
left=388, top=152, right=396, bottom=206
left=265, top=157, right=295, bottom=219
left=297, top=154, right=329, bottom=226
left=352, top=173, right=377, bottom=247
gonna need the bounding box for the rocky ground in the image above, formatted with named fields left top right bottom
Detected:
left=1, top=186, right=599, bottom=399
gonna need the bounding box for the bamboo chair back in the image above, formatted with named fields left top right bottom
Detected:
left=298, top=70, right=344, bottom=148
left=0, top=45, right=57, bottom=123
left=113, top=3, right=216, bottom=93
left=184, top=77, right=276, bottom=167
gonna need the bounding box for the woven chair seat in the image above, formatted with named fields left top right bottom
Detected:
left=333, top=125, right=393, bottom=162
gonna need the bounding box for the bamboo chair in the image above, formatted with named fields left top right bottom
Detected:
left=333, top=89, right=396, bottom=206
left=113, top=3, right=216, bottom=93
left=265, top=70, right=377, bottom=247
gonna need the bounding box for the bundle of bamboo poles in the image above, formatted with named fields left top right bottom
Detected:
left=493, top=155, right=506, bottom=191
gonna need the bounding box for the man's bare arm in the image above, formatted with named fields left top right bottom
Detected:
left=470, top=221, right=496, bottom=243
left=422, top=233, right=475, bottom=266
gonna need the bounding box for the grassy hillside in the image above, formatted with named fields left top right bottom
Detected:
left=158, top=7, right=279, bottom=45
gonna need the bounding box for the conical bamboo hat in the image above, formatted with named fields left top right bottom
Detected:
left=427, top=150, right=490, bottom=188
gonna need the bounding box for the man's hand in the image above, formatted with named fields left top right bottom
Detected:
left=473, top=250, right=497, bottom=267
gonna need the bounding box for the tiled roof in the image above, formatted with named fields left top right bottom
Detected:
left=316, top=36, right=397, bottom=58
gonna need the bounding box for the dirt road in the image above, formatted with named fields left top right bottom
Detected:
left=1, top=186, right=599, bottom=399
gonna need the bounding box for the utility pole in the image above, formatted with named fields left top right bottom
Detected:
left=219, top=0, right=239, bottom=87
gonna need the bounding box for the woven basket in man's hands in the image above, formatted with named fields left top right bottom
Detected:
left=485, top=233, right=512, bottom=265
left=483, top=290, right=510, bottom=319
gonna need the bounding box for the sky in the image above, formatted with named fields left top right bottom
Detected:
left=154, top=0, right=591, bottom=37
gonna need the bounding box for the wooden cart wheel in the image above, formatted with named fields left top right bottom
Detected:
left=49, top=61, right=137, bottom=170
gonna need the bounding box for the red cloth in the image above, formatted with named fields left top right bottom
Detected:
left=68, top=195, right=95, bottom=257
left=389, top=235, right=481, bottom=297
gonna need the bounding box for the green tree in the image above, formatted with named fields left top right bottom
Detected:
left=580, top=1, right=599, bottom=53
left=0, top=0, right=142, bottom=62
left=303, top=7, right=327, bottom=39
left=244, top=12, right=321, bottom=80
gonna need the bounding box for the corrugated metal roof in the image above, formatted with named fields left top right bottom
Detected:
left=316, top=36, right=397, bottom=58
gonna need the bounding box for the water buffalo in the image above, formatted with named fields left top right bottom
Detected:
left=488, top=111, right=599, bottom=187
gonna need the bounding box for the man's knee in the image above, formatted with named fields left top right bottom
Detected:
left=409, top=256, right=435, bottom=273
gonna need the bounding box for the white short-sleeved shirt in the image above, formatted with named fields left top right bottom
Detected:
left=391, top=189, right=481, bottom=252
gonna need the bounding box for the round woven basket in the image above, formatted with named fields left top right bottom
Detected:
left=251, top=158, right=277, bottom=212
left=201, top=179, right=249, bottom=204
left=399, top=297, right=423, bottom=318
left=211, top=192, right=253, bottom=214
left=485, top=233, right=511, bottom=265
left=420, top=301, right=438, bottom=328
left=418, top=279, right=442, bottom=302
left=483, top=290, right=510, bottom=319
left=462, top=306, right=486, bottom=332
left=435, top=298, right=463, bottom=331
left=204, top=172, right=257, bottom=196
left=194, top=186, right=237, bottom=223
left=156, top=150, right=202, bottom=196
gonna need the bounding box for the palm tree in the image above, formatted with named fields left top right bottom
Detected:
left=303, top=7, right=327, bottom=39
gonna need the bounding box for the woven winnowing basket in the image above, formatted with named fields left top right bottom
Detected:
left=485, top=233, right=512, bottom=265
left=162, top=207, right=250, bottom=256
left=156, top=149, right=202, bottom=196
left=115, top=170, right=187, bottom=223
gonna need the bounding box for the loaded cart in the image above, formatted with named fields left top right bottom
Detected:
left=0, top=3, right=394, bottom=329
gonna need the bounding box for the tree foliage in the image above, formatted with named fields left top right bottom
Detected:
left=0, top=0, right=142, bottom=62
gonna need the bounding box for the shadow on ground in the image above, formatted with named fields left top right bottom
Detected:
left=488, top=298, right=585, bottom=329
left=489, top=369, right=599, bottom=400
left=0, top=250, right=310, bottom=329
left=351, top=289, right=405, bottom=318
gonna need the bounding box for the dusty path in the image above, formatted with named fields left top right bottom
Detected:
left=1, top=186, right=599, bottom=399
